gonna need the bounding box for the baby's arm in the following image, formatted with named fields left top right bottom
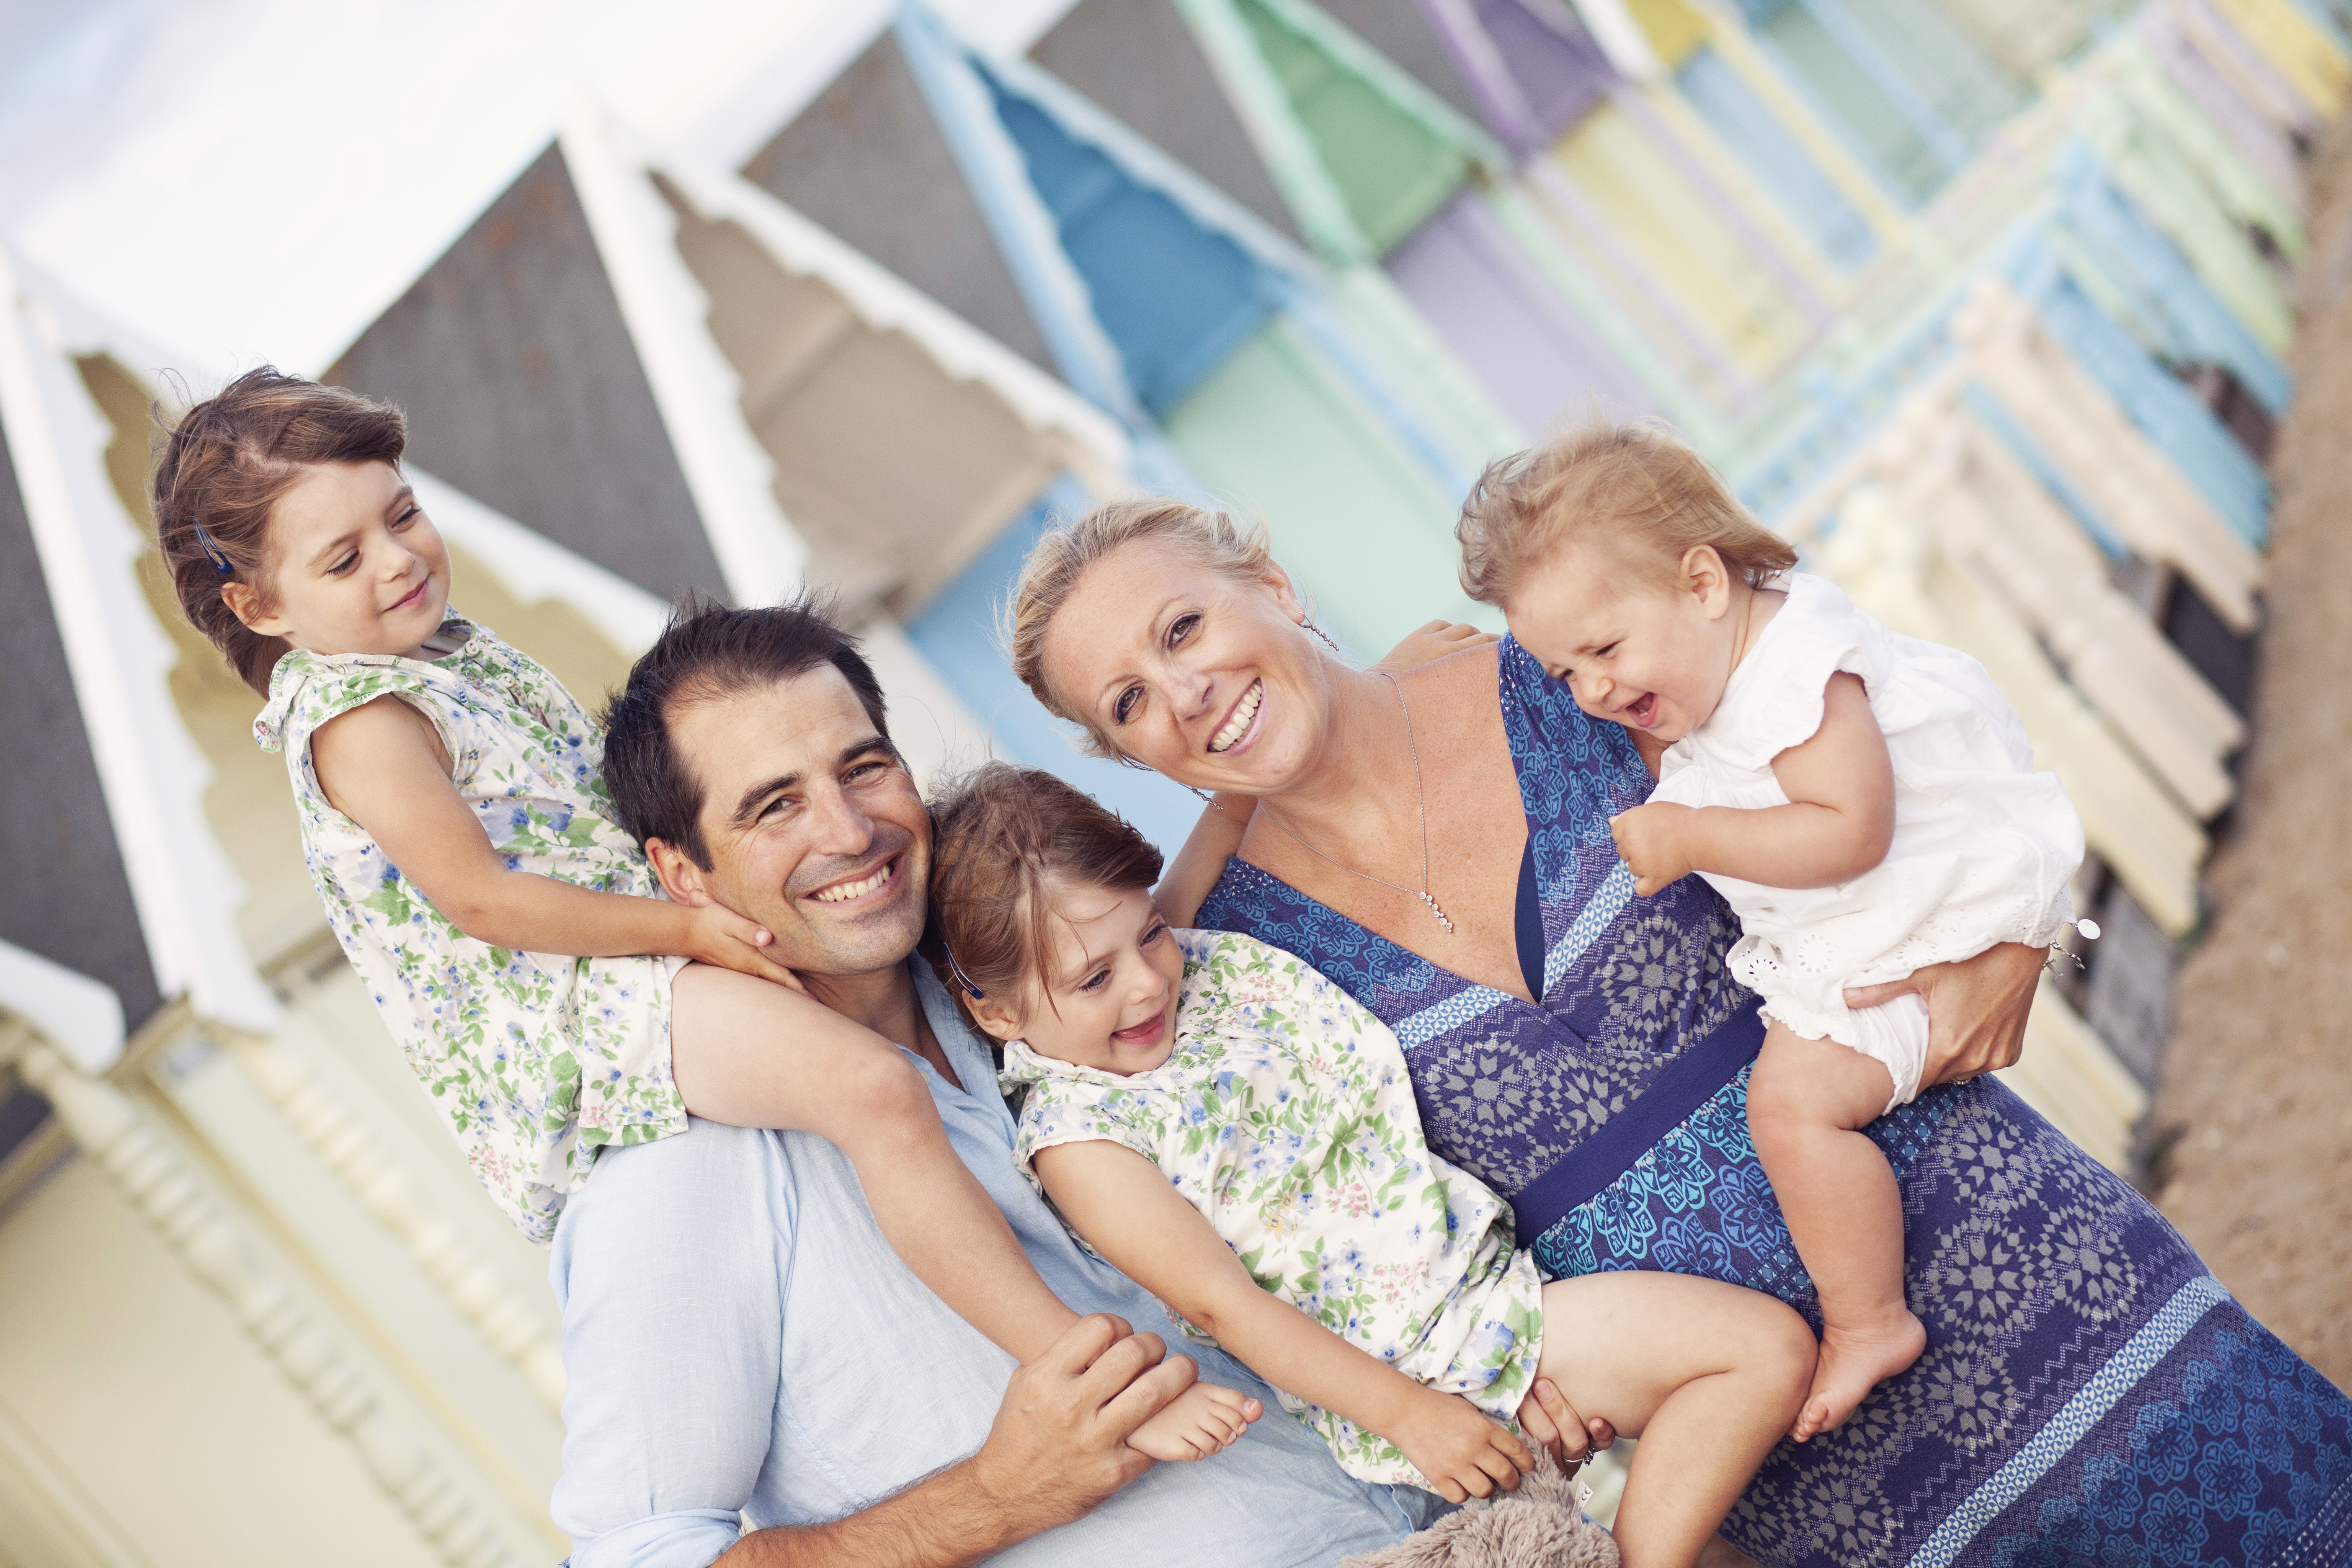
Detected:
left=311, top=697, right=793, bottom=984
left=1611, top=673, right=1895, bottom=897
left=1035, top=1140, right=1535, bottom=1503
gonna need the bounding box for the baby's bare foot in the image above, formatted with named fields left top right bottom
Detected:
left=1128, top=1382, right=1263, bottom=1461
left=1791, top=1311, right=1925, bottom=1442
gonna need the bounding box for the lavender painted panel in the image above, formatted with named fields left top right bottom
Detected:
left=1386, top=191, right=1657, bottom=430
left=1473, top=0, right=1614, bottom=140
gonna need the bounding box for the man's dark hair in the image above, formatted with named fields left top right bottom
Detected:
left=602, top=593, right=890, bottom=868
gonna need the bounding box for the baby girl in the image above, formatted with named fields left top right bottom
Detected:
left=1457, top=419, right=2084, bottom=1438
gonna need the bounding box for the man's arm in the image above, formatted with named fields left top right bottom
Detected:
left=720, top=1316, right=1191, bottom=1566
left=551, top=1125, right=1195, bottom=1568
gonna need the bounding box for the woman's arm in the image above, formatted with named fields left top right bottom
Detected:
left=1610, top=674, right=1895, bottom=896
left=1845, top=941, right=2045, bottom=1086
left=312, top=696, right=795, bottom=984
left=1034, top=1140, right=1533, bottom=1502
left=1155, top=794, right=1255, bottom=928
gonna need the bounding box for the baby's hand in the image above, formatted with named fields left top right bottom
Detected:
left=1609, top=802, right=1696, bottom=896
left=1126, top=1380, right=1261, bottom=1462
left=1390, top=1388, right=1533, bottom=1505
left=683, top=903, right=804, bottom=991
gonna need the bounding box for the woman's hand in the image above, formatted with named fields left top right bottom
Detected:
left=1372, top=619, right=1498, bottom=673
left=1844, top=941, right=2044, bottom=1086
left=683, top=903, right=804, bottom=990
left=1389, top=1387, right=1534, bottom=1504
left=1514, top=1377, right=1616, bottom=1470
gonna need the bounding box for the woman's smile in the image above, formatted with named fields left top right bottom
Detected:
left=1207, top=678, right=1266, bottom=755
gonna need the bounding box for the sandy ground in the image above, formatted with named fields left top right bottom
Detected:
left=2149, top=119, right=2352, bottom=1390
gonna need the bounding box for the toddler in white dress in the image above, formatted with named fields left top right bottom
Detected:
left=1457, top=420, right=2084, bottom=1440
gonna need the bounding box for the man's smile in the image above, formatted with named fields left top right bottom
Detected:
left=807, top=854, right=900, bottom=906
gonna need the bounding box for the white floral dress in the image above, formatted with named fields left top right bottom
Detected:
left=256, top=616, right=689, bottom=1244
left=1002, top=929, right=1545, bottom=1488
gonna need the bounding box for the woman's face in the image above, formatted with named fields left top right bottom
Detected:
left=1039, top=540, right=1334, bottom=796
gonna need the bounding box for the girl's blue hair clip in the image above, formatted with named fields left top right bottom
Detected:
left=191, top=516, right=235, bottom=577
left=944, top=947, right=984, bottom=1000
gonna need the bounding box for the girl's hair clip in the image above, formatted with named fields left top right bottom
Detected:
left=191, top=516, right=236, bottom=577
left=943, top=947, right=985, bottom=1000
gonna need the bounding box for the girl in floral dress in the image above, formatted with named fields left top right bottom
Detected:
left=145, top=369, right=1254, bottom=1460
left=928, top=760, right=1819, bottom=1568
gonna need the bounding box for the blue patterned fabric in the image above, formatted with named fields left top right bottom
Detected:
left=1198, top=638, right=2352, bottom=1566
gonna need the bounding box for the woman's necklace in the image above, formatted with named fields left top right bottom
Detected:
left=1260, top=671, right=1454, bottom=934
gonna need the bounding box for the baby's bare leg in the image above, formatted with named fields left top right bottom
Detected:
left=1746, top=1022, right=1925, bottom=1440
left=1534, top=1272, right=1813, bottom=1568
left=669, top=964, right=1077, bottom=1362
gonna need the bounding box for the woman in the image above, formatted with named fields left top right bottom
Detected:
left=1006, top=498, right=2352, bottom=1568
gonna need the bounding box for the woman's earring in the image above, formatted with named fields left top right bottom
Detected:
left=1305, top=621, right=1341, bottom=654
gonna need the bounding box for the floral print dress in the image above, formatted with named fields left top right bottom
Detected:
left=256, top=616, right=689, bottom=1244
left=1002, top=928, right=1545, bottom=1488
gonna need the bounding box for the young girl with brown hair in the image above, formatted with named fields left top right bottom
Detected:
left=1456, top=419, right=2086, bottom=1440
left=927, top=760, right=1819, bottom=1568
left=147, top=366, right=1256, bottom=1460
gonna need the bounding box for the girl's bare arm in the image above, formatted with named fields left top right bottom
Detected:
left=310, top=696, right=795, bottom=984
left=1611, top=673, right=1896, bottom=896
left=1034, top=1139, right=1533, bottom=1501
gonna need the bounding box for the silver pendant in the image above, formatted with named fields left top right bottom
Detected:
left=1418, top=891, right=1455, bottom=934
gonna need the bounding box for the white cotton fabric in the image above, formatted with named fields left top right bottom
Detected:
left=1650, top=573, right=2081, bottom=1107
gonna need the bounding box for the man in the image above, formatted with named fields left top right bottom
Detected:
left=550, top=599, right=1456, bottom=1566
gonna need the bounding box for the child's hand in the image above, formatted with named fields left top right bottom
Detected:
left=1389, top=1387, right=1534, bottom=1504
left=1125, top=1380, right=1262, bottom=1462
left=1609, top=802, right=1697, bottom=896
left=682, top=903, right=805, bottom=991
left=1372, top=619, right=1498, bottom=673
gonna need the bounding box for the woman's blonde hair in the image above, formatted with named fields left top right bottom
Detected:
left=1456, top=419, right=1795, bottom=607
left=1006, top=495, right=1275, bottom=760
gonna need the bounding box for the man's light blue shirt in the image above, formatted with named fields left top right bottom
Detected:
left=548, top=963, right=1423, bottom=1567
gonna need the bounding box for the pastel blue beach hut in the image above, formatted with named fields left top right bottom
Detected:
left=891, top=3, right=1517, bottom=683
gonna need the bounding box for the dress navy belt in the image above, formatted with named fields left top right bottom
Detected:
left=1511, top=1000, right=1766, bottom=1245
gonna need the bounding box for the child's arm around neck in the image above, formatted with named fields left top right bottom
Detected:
left=309, top=694, right=791, bottom=981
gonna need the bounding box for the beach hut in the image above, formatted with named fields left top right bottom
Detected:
left=863, top=6, right=1516, bottom=671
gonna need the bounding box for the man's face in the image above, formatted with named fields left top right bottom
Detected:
left=659, top=665, right=930, bottom=978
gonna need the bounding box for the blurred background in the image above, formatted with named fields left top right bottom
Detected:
left=0, top=1, right=2346, bottom=1562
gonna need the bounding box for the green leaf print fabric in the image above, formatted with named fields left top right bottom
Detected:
left=255, top=616, right=689, bottom=1244
left=1002, top=929, right=1544, bottom=1487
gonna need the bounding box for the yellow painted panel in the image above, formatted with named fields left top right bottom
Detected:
left=2210, top=0, right=2349, bottom=115
left=1548, top=106, right=1809, bottom=374
left=1625, top=0, right=1711, bottom=69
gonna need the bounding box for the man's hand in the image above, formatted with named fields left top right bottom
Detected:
left=1371, top=619, right=1498, bottom=672
left=963, top=1314, right=1194, bottom=1535
left=682, top=903, right=803, bottom=990
left=1844, top=941, right=2044, bottom=1086
left=1388, top=1385, right=1533, bottom=1505
left=1609, top=802, right=1697, bottom=896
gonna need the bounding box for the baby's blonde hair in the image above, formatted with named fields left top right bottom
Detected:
left=1007, top=496, right=1275, bottom=761
left=1456, top=419, right=1795, bottom=606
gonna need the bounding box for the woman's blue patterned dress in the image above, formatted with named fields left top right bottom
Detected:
left=1199, top=638, right=2352, bottom=1567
